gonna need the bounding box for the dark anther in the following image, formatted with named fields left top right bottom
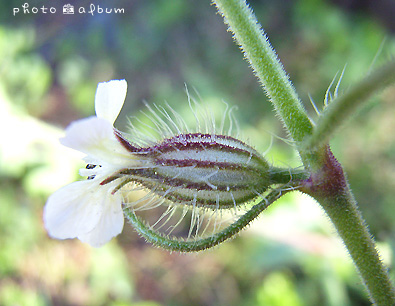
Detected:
left=86, top=164, right=101, bottom=180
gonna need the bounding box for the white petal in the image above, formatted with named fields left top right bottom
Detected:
left=43, top=180, right=104, bottom=240
left=78, top=192, right=124, bottom=247
left=60, top=117, right=113, bottom=153
left=95, top=79, right=127, bottom=125
left=60, top=117, right=129, bottom=164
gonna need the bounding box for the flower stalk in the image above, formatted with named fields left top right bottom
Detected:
left=126, top=185, right=293, bottom=252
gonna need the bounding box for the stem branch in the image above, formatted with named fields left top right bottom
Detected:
left=305, top=59, right=395, bottom=149
left=125, top=187, right=291, bottom=252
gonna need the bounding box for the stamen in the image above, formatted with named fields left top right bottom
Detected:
left=85, top=164, right=101, bottom=180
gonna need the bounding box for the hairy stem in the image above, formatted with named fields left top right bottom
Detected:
left=125, top=186, right=291, bottom=252
left=320, top=193, right=395, bottom=305
left=212, top=0, right=395, bottom=303
left=301, top=147, right=395, bottom=305
left=304, top=59, right=395, bottom=149
left=212, top=0, right=313, bottom=142
left=269, top=166, right=309, bottom=184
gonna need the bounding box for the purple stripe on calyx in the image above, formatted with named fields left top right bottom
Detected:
left=113, top=131, right=271, bottom=209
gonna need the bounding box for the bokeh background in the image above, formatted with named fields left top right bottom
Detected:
left=0, top=0, right=394, bottom=305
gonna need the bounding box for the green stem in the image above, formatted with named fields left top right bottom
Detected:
left=269, top=166, right=309, bottom=184
left=304, top=59, right=395, bottom=149
left=212, top=0, right=313, bottom=142
left=212, top=0, right=395, bottom=303
left=125, top=186, right=290, bottom=252
left=319, top=191, right=395, bottom=305
left=301, top=147, right=395, bottom=305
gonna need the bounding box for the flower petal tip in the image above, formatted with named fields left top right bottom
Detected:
left=95, top=79, right=128, bottom=124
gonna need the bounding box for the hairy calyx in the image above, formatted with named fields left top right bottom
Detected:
left=102, top=131, right=293, bottom=211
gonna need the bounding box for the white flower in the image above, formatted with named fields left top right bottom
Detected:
left=44, top=79, right=130, bottom=247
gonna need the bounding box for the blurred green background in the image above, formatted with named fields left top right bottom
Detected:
left=0, top=0, right=394, bottom=305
